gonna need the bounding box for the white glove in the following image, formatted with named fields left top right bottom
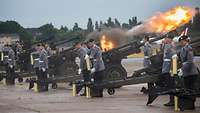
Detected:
left=42, top=68, right=46, bottom=72
left=178, top=69, right=183, bottom=77
left=84, top=54, right=89, bottom=60
left=91, top=68, right=96, bottom=73
left=10, top=65, right=13, bottom=69
left=78, top=69, right=82, bottom=75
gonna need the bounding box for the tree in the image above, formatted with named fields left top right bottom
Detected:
left=95, top=21, right=99, bottom=30
left=73, top=23, right=81, bottom=31
left=132, top=17, right=137, bottom=26
left=122, top=23, right=130, bottom=29
left=107, top=17, right=115, bottom=27
left=87, top=18, right=94, bottom=32
left=99, top=21, right=104, bottom=31
left=192, top=7, right=200, bottom=31
left=60, top=25, right=68, bottom=32
left=39, top=23, right=57, bottom=41
left=114, top=18, right=121, bottom=28
left=128, top=19, right=133, bottom=27
left=0, top=21, right=33, bottom=47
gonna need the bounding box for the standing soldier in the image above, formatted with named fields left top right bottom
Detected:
left=32, top=44, right=41, bottom=79
left=74, top=42, right=90, bottom=96
left=178, top=35, right=198, bottom=110
left=142, top=36, right=153, bottom=93
left=39, top=44, right=49, bottom=91
left=15, top=41, right=23, bottom=59
left=29, top=44, right=41, bottom=89
left=15, top=41, right=23, bottom=71
left=3, top=45, right=15, bottom=85
left=143, top=36, right=152, bottom=68
left=88, top=39, right=105, bottom=97
left=82, top=42, right=90, bottom=54
left=44, top=44, right=52, bottom=57
left=161, top=35, right=176, bottom=106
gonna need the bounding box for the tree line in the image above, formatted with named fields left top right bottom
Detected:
left=0, top=11, right=199, bottom=46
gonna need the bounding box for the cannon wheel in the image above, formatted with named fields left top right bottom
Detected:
left=0, top=75, right=3, bottom=81
left=18, top=77, right=23, bottom=83
left=104, top=64, right=127, bottom=81
left=107, top=88, right=115, bottom=95
left=52, top=83, right=58, bottom=89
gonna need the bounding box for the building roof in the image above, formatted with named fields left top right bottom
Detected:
left=0, top=33, right=20, bottom=39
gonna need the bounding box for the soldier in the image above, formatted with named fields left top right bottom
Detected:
left=161, top=35, right=176, bottom=106
left=88, top=39, right=105, bottom=97
left=15, top=41, right=23, bottom=71
left=3, top=44, right=15, bottom=85
left=74, top=42, right=90, bottom=96
left=32, top=44, right=41, bottom=82
left=142, top=36, right=153, bottom=94
left=15, top=41, right=23, bottom=58
left=143, top=36, right=152, bottom=68
left=44, top=44, right=52, bottom=57
left=39, top=44, right=49, bottom=91
left=178, top=35, right=198, bottom=110
left=81, top=42, right=90, bottom=54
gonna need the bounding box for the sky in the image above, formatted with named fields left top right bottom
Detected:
left=0, top=0, right=200, bottom=29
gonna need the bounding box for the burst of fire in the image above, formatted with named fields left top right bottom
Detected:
left=100, top=35, right=115, bottom=51
left=147, top=6, right=194, bottom=33
left=102, top=6, right=194, bottom=51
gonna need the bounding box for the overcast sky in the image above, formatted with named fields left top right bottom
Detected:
left=0, top=0, right=199, bottom=29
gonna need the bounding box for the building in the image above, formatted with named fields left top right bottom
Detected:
left=26, top=28, right=42, bottom=40
left=0, top=34, right=20, bottom=50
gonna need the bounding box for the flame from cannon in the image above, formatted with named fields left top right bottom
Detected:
left=102, top=6, right=194, bottom=51
left=100, top=35, right=115, bottom=51
left=147, top=6, right=194, bottom=33
left=127, top=6, right=194, bottom=36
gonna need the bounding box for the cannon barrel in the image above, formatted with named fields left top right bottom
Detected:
left=102, top=34, right=167, bottom=64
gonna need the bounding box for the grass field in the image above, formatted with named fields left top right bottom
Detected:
left=127, top=53, right=144, bottom=58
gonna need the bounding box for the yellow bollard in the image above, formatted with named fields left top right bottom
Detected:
left=30, top=54, right=34, bottom=65
left=72, top=82, right=77, bottom=97
left=33, top=77, right=39, bottom=92
left=1, top=52, right=3, bottom=61
left=2, top=78, right=6, bottom=85
left=33, top=82, right=39, bottom=92
left=172, top=54, right=179, bottom=111
left=86, top=86, right=91, bottom=98
left=85, top=56, right=91, bottom=71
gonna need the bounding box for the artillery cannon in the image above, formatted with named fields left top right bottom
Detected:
left=75, top=35, right=200, bottom=96
left=146, top=38, right=200, bottom=108
left=0, top=38, right=62, bottom=84
left=28, top=33, right=164, bottom=89
left=28, top=32, right=199, bottom=92
left=101, top=34, right=165, bottom=81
